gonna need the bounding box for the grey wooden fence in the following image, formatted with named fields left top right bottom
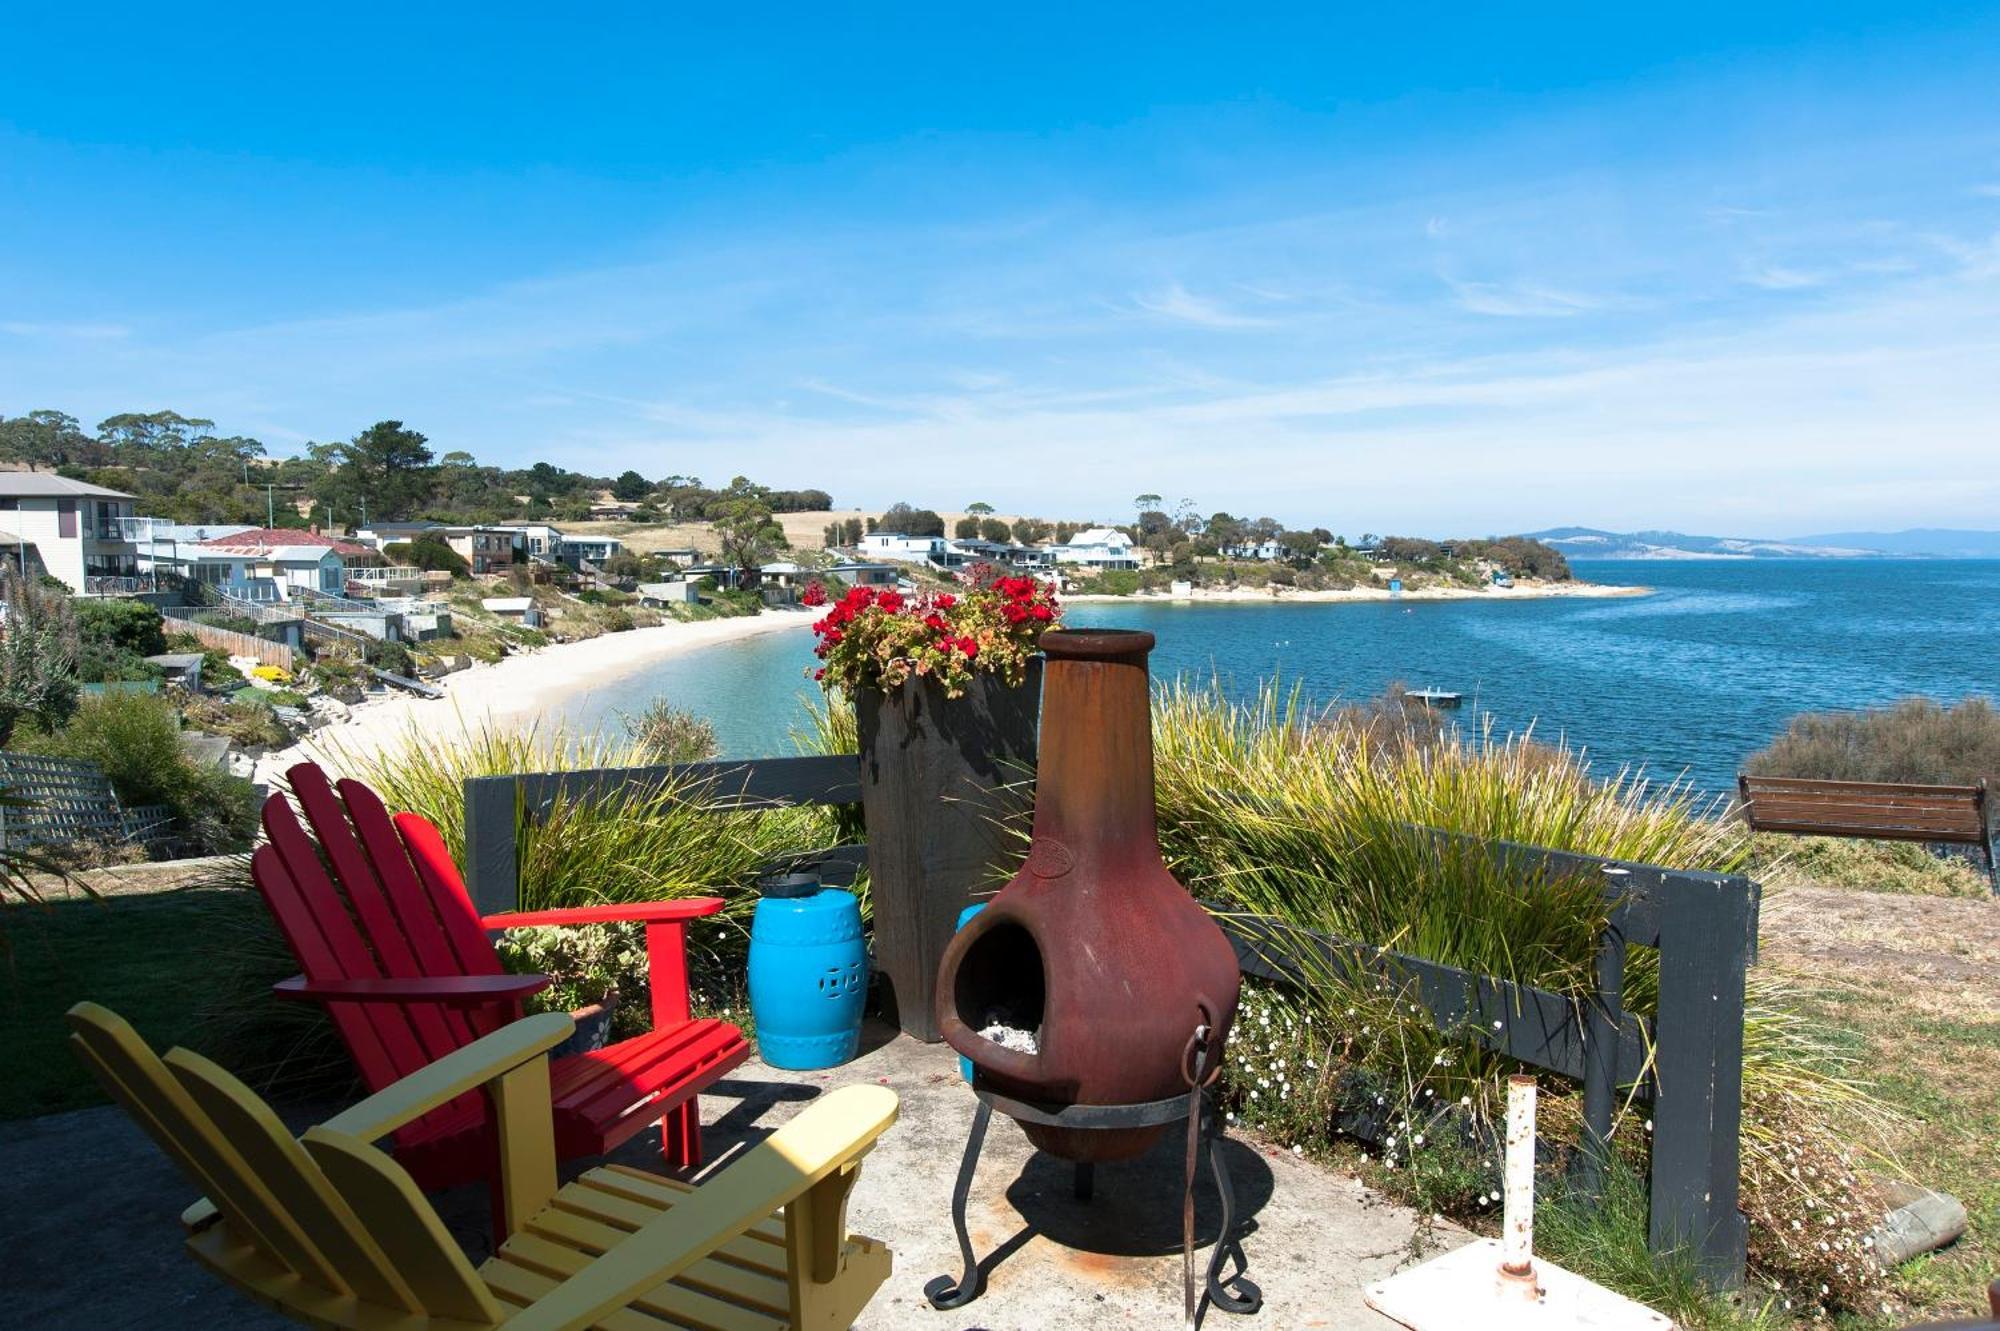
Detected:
left=463, top=752, right=1757, bottom=1286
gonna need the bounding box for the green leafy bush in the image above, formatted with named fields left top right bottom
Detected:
left=384, top=537, right=470, bottom=577
left=15, top=691, right=256, bottom=854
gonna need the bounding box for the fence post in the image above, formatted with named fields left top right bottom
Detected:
left=1573, top=886, right=1627, bottom=1197
left=1648, top=871, right=1755, bottom=1286
left=463, top=777, right=521, bottom=914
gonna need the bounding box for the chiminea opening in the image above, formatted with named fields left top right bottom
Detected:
left=951, top=921, right=1045, bottom=1055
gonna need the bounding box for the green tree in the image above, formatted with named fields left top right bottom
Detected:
left=612, top=470, right=651, bottom=502
left=315, top=420, right=437, bottom=523
left=713, top=498, right=787, bottom=569
left=876, top=502, right=945, bottom=538
left=978, top=517, right=1012, bottom=544
left=0, top=410, right=98, bottom=471
left=953, top=516, right=981, bottom=540
left=966, top=501, right=994, bottom=516
left=1133, top=493, right=1163, bottom=520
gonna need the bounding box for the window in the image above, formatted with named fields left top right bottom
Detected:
left=58, top=499, right=77, bottom=538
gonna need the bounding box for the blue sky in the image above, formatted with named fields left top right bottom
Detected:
left=3, top=3, right=1998, bottom=535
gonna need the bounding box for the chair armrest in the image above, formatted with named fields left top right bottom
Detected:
left=483, top=898, right=726, bottom=930
left=272, top=973, right=552, bottom=1006
left=320, top=1011, right=574, bottom=1144
left=497, top=1083, right=899, bottom=1331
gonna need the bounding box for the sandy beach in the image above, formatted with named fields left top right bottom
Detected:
left=254, top=609, right=815, bottom=784
left=1063, top=578, right=1649, bottom=605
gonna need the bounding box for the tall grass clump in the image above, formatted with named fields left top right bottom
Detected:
left=1153, top=679, right=1887, bottom=1314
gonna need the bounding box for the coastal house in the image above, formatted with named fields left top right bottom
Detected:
left=1048, top=527, right=1139, bottom=570
left=557, top=532, right=622, bottom=567
left=0, top=472, right=142, bottom=593
left=653, top=547, right=700, bottom=567
left=491, top=521, right=566, bottom=560
left=1222, top=539, right=1293, bottom=561
left=828, top=561, right=898, bottom=587
left=190, top=527, right=370, bottom=597
left=858, top=531, right=955, bottom=566
left=357, top=521, right=520, bottom=575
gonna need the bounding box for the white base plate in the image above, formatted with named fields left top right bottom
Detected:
left=1364, top=1239, right=1675, bottom=1331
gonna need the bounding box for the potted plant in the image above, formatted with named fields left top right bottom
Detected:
left=494, top=922, right=644, bottom=1055
left=808, top=567, right=1058, bottom=1040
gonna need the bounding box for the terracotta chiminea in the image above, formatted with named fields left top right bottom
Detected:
left=935, top=628, right=1241, bottom=1162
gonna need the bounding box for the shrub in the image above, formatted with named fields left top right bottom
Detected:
left=362, top=638, right=414, bottom=677
left=74, top=598, right=167, bottom=658
left=385, top=537, right=470, bottom=578
left=0, top=575, right=80, bottom=743
left=15, top=691, right=256, bottom=854
left=623, top=698, right=720, bottom=764
left=1745, top=695, right=2000, bottom=796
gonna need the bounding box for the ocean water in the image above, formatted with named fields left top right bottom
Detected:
left=553, top=560, right=2000, bottom=792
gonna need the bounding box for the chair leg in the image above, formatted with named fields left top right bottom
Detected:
left=661, top=1097, right=702, bottom=1169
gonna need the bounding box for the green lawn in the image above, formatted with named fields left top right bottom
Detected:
left=1, top=886, right=267, bottom=1119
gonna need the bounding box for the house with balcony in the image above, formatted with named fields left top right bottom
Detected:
left=190, top=527, right=371, bottom=597
left=1048, top=527, right=1139, bottom=570
left=858, top=532, right=969, bottom=568
left=356, top=521, right=520, bottom=575
left=0, top=473, right=142, bottom=593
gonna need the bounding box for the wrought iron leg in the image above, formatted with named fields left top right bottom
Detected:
left=924, top=1099, right=993, bottom=1310
left=1074, top=1161, right=1095, bottom=1201
left=1203, top=1102, right=1263, bottom=1315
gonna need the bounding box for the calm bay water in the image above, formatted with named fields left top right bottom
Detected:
left=555, top=560, right=2000, bottom=792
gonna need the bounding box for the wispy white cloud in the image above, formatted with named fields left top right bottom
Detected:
left=1446, top=280, right=1600, bottom=317
left=1740, top=265, right=1824, bottom=290
left=1132, top=283, right=1278, bottom=329
left=1, top=320, right=130, bottom=340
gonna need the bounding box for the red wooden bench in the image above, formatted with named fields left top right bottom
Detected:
left=251, top=761, right=751, bottom=1201
left=1737, top=774, right=1995, bottom=891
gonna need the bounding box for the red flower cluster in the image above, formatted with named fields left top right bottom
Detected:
left=808, top=573, right=1059, bottom=698
left=800, top=580, right=828, bottom=607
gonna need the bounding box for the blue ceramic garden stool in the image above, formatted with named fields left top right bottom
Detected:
left=953, top=903, right=986, bottom=1083
left=748, top=884, right=868, bottom=1070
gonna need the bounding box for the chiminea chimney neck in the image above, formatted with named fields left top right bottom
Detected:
left=1030, top=630, right=1159, bottom=873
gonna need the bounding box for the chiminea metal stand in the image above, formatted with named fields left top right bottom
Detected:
left=923, top=1072, right=1262, bottom=1318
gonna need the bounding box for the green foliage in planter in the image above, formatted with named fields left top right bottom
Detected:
left=494, top=922, right=643, bottom=1016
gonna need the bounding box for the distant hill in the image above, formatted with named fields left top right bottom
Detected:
left=1525, top=526, right=2000, bottom=559
left=1522, top=527, right=1881, bottom=559
left=1784, top=528, right=2000, bottom=558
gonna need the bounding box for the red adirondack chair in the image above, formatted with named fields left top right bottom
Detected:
left=250, top=760, right=751, bottom=1195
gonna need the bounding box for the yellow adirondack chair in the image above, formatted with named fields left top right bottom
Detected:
left=67, top=1002, right=897, bottom=1331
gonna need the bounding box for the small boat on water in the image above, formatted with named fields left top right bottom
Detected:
left=1405, top=688, right=1463, bottom=708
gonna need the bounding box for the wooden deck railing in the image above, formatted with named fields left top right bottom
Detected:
left=463, top=752, right=1757, bottom=1287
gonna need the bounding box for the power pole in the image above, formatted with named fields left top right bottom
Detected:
left=266, top=484, right=276, bottom=529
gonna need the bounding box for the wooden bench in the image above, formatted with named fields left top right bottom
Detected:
left=1737, top=774, right=1995, bottom=892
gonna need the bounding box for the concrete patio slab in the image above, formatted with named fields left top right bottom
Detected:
left=3, top=1019, right=1461, bottom=1328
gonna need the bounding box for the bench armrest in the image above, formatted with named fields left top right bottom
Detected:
left=273, top=973, right=552, bottom=1006
left=483, top=898, right=726, bottom=929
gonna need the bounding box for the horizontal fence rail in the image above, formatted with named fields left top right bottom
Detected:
left=159, top=608, right=298, bottom=669
left=462, top=750, right=1756, bottom=1286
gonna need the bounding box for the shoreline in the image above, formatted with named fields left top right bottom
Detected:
left=254, top=609, right=815, bottom=783
left=1062, top=578, right=1649, bottom=605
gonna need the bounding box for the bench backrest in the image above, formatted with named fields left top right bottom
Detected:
left=1737, top=775, right=1990, bottom=846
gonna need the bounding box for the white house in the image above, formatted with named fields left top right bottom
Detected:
left=1048, top=527, right=1138, bottom=570
left=0, top=473, right=141, bottom=593
left=1222, top=539, right=1292, bottom=561
left=558, top=533, right=622, bottom=566
left=858, top=531, right=952, bottom=565
left=636, top=580, right=700, bottom=607
left=190, top=528, right=365, bottom=597
left=827, top=561, right=898, bottom=587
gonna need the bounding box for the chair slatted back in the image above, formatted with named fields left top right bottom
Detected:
left=66, top=1003, right=504, bottom=1328
left=253, top=763, right=516, bottom=1135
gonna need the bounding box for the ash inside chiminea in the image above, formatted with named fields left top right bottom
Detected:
left=976, top=1014, right=1040, bottom=1054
